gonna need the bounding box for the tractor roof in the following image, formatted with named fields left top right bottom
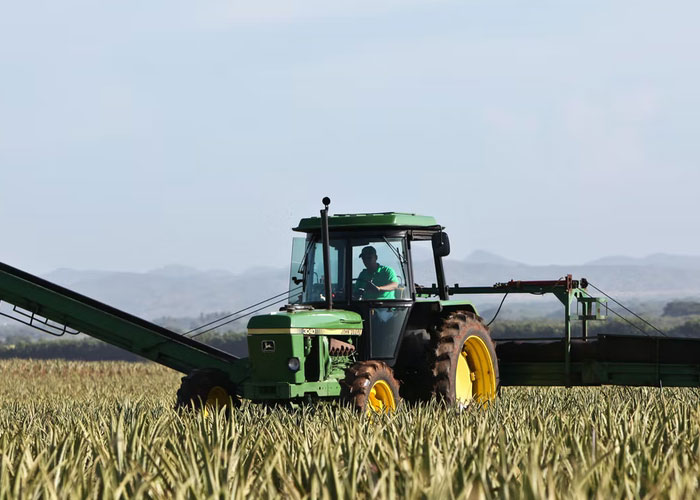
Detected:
left=293, top=212, right=441, bottom=233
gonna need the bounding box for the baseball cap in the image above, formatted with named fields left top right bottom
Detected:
left=359, top=246, right=377, bottom=258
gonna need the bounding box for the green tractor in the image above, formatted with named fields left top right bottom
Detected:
left=178, top=197, right=499, bottom=413
left=4, top=197, right=697, bottom=414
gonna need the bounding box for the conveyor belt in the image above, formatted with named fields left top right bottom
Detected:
left=0, top=262, right=246, bottom=379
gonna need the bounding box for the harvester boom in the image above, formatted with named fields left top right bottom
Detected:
left=0, top=262, right=248, bottom=382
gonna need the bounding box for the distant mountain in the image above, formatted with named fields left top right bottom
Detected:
left=148, top=265, right=201, bottom=278
left=585, top=253, right=700, bottom=270
left=422, top=251, right=700, bottom=319
left=43, top=268, right=113, bottom=286
left=37, top=266, right=289, bottom=320
left=442, top=259, right=700, bottom=297
left=464, top=250, right=522, bottom=267
left=4, top=251, right=700, bottom=339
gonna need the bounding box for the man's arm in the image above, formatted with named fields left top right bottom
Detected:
left=372, top=266, right=399, bottom=292
left=373, top=281, right=398, bottom=292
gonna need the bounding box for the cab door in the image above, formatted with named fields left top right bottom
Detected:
left=367, top=304, right=411, bottom=361
left=350, top=237, right=412, bottom=365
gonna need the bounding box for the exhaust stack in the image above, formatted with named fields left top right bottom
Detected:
left=320, top=196, right=333, bottom=310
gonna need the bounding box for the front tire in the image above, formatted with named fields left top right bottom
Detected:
left=431, top=312, right=499, bottom=406
left=341, top=360, right=401, bottom=414
left=175, top=369, right=240, bottom=412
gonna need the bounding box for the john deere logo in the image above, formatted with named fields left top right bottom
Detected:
left=261, top=340, right=275, bottom=353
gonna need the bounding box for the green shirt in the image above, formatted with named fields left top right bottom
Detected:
left=355, top=264, right=398, bottom=300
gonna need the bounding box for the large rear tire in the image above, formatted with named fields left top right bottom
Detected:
left=341, top=360, right=401, bottom=415
left=175, top=369, right=240, bottom=413
left=431, top=312, right=499, bottom=406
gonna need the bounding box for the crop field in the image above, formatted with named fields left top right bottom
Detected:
left=1, top=360, right=699, bottom=499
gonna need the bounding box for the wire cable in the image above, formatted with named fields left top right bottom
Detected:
left=601, top=303, right=663, bottom=337
left=486, top=293, right=509, bottom=327
left=183, top=286, right=302, bottom=336
left=587, top=282, right=668, bottom=337
left=188, top=296, right=293, bottom=339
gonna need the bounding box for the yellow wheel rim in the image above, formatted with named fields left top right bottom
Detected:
left=203, top=386, right=229, bottom=416
left=456, top=335, right=497, bottom=405
left=455, top=350, right=473, bottom=403
left=367, top=380, right=397, bottom=414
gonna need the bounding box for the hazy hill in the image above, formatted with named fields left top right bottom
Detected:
left=412, top=253, right=700, bottom=320
left=585, top=253, right=700, bottom=270
left=40, top=265, right=289, bottom=319
left=463, top=250, right=523, bottom=267
left=3, top=251, right=700, bottom=339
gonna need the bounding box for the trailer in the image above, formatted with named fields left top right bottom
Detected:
left=1, top=198, right=698, bottom=413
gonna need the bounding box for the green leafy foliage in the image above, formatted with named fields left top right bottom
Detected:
left=0, top=332, right=248, bottom=360
left=663, top=301, right=700, bottom=317
left=1, top=360, right=699, bottom=498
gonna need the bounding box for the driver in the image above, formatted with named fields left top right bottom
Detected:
left=354, top=246, right=399, bottom=300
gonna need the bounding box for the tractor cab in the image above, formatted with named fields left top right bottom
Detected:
left=288, top=234, right=411, bottom=304
left=288, top=210, right=472, bottom=365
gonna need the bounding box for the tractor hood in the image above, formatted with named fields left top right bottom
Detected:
left=247, top=309, right=363, bottom=335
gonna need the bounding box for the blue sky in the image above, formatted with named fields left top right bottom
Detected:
left=1, top=1, right=698, bottom=275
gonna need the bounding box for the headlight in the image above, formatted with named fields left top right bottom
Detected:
left=287, top=357, right=301, bottom=371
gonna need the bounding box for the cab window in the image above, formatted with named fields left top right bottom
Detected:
left=351, top=238, right=408, bottom=301
left=298, top=239, right=347, bottom=303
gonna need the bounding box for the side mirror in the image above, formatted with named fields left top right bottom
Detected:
left=431, top=232, right=450, bottom=258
